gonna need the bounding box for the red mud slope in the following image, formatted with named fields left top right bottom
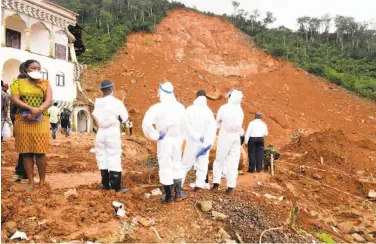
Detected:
left=84, top=9, right=376, bottom=147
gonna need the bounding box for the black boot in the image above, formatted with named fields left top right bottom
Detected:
left=211, top=183, right=220, bottom=191
left=109, top=171, right=129, bottom=193
left=174, top=179, right=187, bottom=202
left=101, top=170, right=110, bottom=190
left=226, top=187, right=234, bottom=195
left=161, top=185, right=173, bottom=204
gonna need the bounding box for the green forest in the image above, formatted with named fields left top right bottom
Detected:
left=52, top=0, right=376, bottom=99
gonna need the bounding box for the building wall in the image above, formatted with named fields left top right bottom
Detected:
left=0, top=47, right=76, bottom=103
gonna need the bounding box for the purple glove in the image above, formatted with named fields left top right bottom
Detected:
left=158, top=131, right=166, bottom=141
left=196, top=145, right=212, bottom=158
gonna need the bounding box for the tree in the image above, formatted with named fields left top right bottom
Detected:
left=297, top=16, right=311, bottom=43
left=321, top=14, right=331, bottom=43
left=263, top=11, right=276, bottom=27
left=232, top=1, right=240, bottom=16
left=250, top=9, right=261, bottom=31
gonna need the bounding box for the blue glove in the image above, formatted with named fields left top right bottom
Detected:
left=23, top=110, right=42, bottom=121
left=158, top=131, right=166, bottom=140
left=196, top=145, right=212, bottom=158
left=200, top=137, right=204, bottom=143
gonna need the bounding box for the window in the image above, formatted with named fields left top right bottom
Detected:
left=41, top=68, right=48, bottom=80
left=5, top=29, right=21, bottom=49
left=55, top=43, right=66, bottom=60
left=56, top=71, right=65, bottom=87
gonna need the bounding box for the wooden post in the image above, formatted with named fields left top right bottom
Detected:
left=271, top=154, right=274, bottom=176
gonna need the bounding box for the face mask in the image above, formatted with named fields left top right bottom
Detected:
left=28, top=71, right=42, bottom=80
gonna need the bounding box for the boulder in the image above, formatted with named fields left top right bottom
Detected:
left=197, top=201, right=212, bottom=212
left=351, top=233, right=366, bottom=243
left=218, top=228, right=231, bottom=239
left=4, top=221, right=17, bottom=232
left=212, top=211, right=228, bottom=221
left=206, top=91, right=223, bottom=100
left=338, top=222, right=354, bottom=234
left=136, top=216, right=154, bottom=227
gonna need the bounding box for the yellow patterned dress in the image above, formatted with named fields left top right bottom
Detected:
left=10, top=79, right=50, bottom=154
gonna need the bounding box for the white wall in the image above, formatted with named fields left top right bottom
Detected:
left=0, top=47, right=76, bottom=103
left=55, top=30, right=68, bottom=60
left=1, top=59, right=21, bottom=86
left=30, top=23, right=50, bottom=56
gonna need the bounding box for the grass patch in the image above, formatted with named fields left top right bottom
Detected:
left=316, top=232, right=335, bottom=243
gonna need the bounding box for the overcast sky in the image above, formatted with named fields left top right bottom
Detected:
left=176, top=0, right=376, bottom=30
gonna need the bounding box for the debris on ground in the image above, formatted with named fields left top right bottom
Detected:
left=212, top=211, right=228, bottom=221
left=197, top=201, right=213, bottom=212
left=64, top=188, right=78, bottom=198
left=151, top=188, right=162, bottom=196
left=136, top=216, right=154, bottom=227
left=10, top=231, right=28, bottom=240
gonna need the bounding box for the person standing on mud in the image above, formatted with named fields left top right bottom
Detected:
left=212, top=89, right=244, bottom=195
left=181, top=90, right=216, bottom=191
left=1, top=81, right=10, bottom=143
left=10, top=59, right=52, bottom=190
left=245, top=112, right=268, bottom=173
left=48, top=102, right=59, bottom=139
left=60, top=108, right=71, bottom=137
left=142, top=81, right=187, bottom=204
left=92, top=80, right=129, bottom=193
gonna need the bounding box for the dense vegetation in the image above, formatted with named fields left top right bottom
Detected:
left=53, top=0, right=376, bottom=99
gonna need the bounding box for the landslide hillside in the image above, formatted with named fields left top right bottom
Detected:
left=83, top=9, right=376, bottom=146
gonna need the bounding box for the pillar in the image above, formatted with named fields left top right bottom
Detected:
left=68, top=42, right=77, bottom=63
left=25, top=28, right=31, bottom=51
left=49, top=33, right=54, bottom=57
left=1, top=21, right=6, bottom=47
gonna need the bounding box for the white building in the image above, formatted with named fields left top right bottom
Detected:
left=0, top=0, right=91, bottom=133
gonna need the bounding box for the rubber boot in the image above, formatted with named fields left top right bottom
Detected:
left=161, top=185, right=173, bottom=204
left=174, top=179, right=187, bottom=202
left=211, top=183, right=220, bottom=191
left=100, top=170, right=110, bottom=190
left=226, top=187, right=234, bottom=195
left=109, top=171, right=129, bottom=193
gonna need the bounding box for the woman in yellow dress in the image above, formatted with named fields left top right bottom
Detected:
left=10, top=59, right=52, bottom=189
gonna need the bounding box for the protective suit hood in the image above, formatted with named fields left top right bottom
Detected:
left=193, top=96, right=207, bottom=106
left=159, top=82, right=176, bottom=103
left=228, top=90, right=243, bottom=105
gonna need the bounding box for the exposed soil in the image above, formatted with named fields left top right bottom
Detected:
left=2, top=9, right=376, bottom=243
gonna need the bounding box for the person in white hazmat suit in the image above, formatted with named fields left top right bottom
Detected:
left=212, top=89, right=244, bottom=195
left=142, top=82, right=187, bottom=204
left=92, top=80, right=129, bottom=193
left=181, top=90, right=217, bottom=191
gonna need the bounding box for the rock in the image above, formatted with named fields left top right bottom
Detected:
left=129, top=108, right=139, bottom=114
left=136, top=216, right=154, bottom=227
left=364, top=233, right=375, bottom=242
left=338, top=222, right=354, bottom=234
left=89, top=148, right=95, bottom=153
left=130, top=80, right=137, bottom=84
left=269, top=183, right=284, bottom=191
left=4, top=221, right=17, bottom=232
left=197, top=201, right=212, bottom=212
left=151, top=188, right=162, bottom=196
left=356, top=170, right=366, bottom=176
left=352, top=225, right=365, bottom=235
left=218, top=228, right=231, bottom=239
left=310, top=211, right=319, bottom=219
left=344, top=234, right=354, bottom=242
left=206, top=91, right=222, bottom=100
left=238, top=170, right=244, bottom=175
left=144, top=193, right=151, bottom=198
left=224, top=239, right=236, bottom=243
left=286, top=183, right=298, bottom=197
left=351, top=233, right=366, bottom=243
left=235, top=232, right=244, bottom=243
left=312, top=173, right=323, bottom=180
left=212, top=211, right=228, bottom=221
left=368, top=190, right=376, bottom=199
left=263, top=194, right=277, bottom=199
left=369, top=116, right=375, bottom=120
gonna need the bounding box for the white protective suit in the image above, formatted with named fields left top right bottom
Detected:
left=142, top=82, right=186, bottom=186
left=92, top=95, right=128, bottom=172
left=213, top=90, right=244, bottom=188
left=182, top=96, right=217, bottom=188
